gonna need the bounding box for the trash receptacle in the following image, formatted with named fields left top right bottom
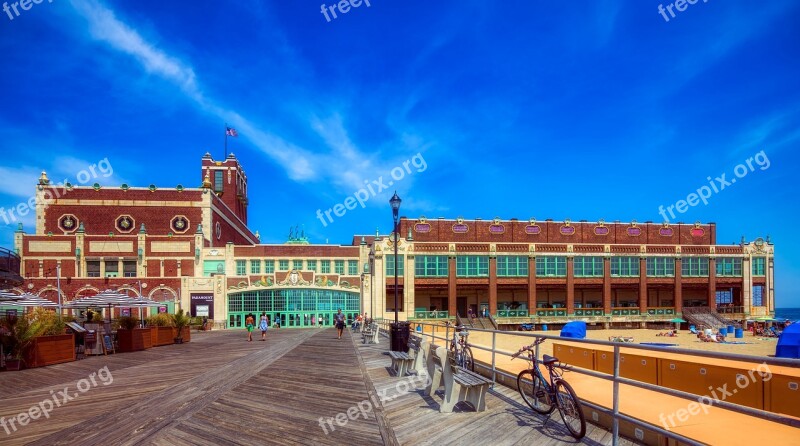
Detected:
left=390, top=321, right=411, bottom=352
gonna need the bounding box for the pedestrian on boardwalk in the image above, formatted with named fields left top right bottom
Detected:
left=245, top=314, right=255, bottom=341
left=334, top=308, right=346, bottom=339
left=259, top=312, right=268, bottom=341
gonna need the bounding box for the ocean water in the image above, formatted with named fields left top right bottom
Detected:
left=775, top=308, right=800, bottom=321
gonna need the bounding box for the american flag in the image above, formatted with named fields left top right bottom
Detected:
left=226, top=127, right=238, bottom=137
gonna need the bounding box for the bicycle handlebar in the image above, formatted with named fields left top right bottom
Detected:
left=511, top=337, right=547, bottom=360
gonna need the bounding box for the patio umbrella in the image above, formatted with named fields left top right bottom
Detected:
left=669, top=318, right=687, bottom=323
left=0, top=290, right=24, bottom=302
left=67, top=291, right=139, bottom=323
left=0, top=293, right=59, bottom=307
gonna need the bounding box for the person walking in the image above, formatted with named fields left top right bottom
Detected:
left=334, top=308, right=346, bottom=339
left=245, top=314, right=255, bottom=342
left=259, top=312, right=268, bottom=341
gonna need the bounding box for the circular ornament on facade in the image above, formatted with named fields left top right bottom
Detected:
left=171, top=216, right=190, bottom=234
left=59, top=214, right=79, bottom=233
left=116, top=215, right=136, bottom=233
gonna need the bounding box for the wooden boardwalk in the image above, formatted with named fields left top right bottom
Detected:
left=355, top=332, right=634, bottom=446
left=1, top=328, right=633, bottom=446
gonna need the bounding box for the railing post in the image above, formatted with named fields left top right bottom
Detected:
left=491, top=330, right=497, bottom=387
left=612, top=344, right=620, bottom=446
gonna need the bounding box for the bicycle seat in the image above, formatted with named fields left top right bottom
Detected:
left=542, top=354, right=558, bottom=366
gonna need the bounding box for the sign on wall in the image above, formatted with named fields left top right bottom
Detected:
left=190, top=293, right=214, bottom=319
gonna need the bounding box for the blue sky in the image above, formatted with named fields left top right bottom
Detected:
left=0, top=1, right=798, bottom=307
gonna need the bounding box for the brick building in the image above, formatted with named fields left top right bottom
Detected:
left=8, top=154, right=775, bottom=327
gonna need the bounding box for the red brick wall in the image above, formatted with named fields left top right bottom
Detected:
left=233, top=245, right=359, bottom=257
left=401, top=218, right=716, bottom=245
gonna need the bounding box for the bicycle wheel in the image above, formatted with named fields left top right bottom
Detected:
left=516, top=370, right=554, bottom=414
left=555, top=380, right=586, bottom=439
left=463, top=346, right=474, bottom=371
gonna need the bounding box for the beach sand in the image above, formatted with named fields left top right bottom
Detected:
left=412, top=323, right=781, bottom=375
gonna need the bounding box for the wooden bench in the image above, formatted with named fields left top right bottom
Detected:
left=389, top=337, right=426, bottom=377
left=361, top=323, right=379, bottom=344
left=432, top=346, right=492, bottom=413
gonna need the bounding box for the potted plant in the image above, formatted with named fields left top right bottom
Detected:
left=147, top=313, right=175, bottom=346
left=116, top=316, right=151, bottom=352
left=23, top=308, right=73, bottom=368
left=172, top=309, right=191, bottom=344
left=2, top=314, right=36, bottom=370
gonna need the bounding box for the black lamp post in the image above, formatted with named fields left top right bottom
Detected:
left=390, top=191, right=401, bottom=324
left=369, top=248, right=375, bottom=323
left=389, top=192, right=409, bottom=352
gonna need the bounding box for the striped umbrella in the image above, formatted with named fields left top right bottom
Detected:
left=0, top=290, right=24, bottom=302
left=0, top=293, right=59, bottom=307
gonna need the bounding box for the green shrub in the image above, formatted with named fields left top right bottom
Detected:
left=118, top=316, right=139, bottom=330
left=147, top=313, right=174, bottom=327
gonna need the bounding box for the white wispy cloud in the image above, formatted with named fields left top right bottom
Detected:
left=68, top=0, right=318, bottom=181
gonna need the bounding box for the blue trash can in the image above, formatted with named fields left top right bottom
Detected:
left=719, top=329, right=727, bottom=337
left=727, top=325, right=734, bottom=334
left=735, top=328, right=744, bottom=338
left=542, top=324, right=548, bottom=331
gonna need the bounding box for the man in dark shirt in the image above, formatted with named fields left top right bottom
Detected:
left=334, top=309, right=346, bottom=339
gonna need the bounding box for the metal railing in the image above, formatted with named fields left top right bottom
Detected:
left=376, top=319, right=800, bottom=446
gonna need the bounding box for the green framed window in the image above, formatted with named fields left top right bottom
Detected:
left=414, top=255, right=446, bottom=277
left=574, top=256, right=604, bottom=277
left=611, top=257, right=639, bottom=277
left=335, top=260, right=345, bottom=274
left=235, top=260, right=246, bottom=276
left=264, top=260, right=275, bottom=274
left=681, top=257, right=709, bottom=277
left=497, top=256, right=528, bottom=277
left=203, top=260, right=225, bottom=277
left=646, top=257, right=675, bottom=277
left=456, top=256, right=488, bottom=277
left=386, top=255, right=405, bottom=276
left=307, top=260, right=317, bottom=272
left=752, top=257, right=765, bottom=276
left=293, top=259, right=303, bottom=270
left=535, top=256, right=566, bottom=277
left=321, top=260, right=331, bottom=274
left=716, top=258, right=742, bottom=277
left=278, top=260, right=289, bottom=271
left=250, top=259, right=261, bottom=275
left=348, top=260, right=358, bottom=275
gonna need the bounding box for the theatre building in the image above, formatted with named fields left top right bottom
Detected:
left=364, top=217, right=776, bottom=326
left=10, top=153, right=775, bottom=328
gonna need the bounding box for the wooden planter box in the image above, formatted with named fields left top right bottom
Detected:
left=173, top=326, right=190, bottom=343
left=25, top=334, right=75, bottom=368
left=117, top=328, right=152, bottom=352
left=151, top=326, right=174, bottom=346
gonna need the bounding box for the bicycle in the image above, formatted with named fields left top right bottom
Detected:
left=447, top=323, right=474, bottom=371
left=511, top=337, right=586, bottom=439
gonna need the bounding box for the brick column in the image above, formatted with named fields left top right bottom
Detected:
left=639, top=257, right=648, bottom=313
left=489, top=257, right=497, bottom=316
left=674, top=257, right=683, bottom=314
left=448, top=256, right=457, bottom=317
left=566, top=257, right=575, bottom=314
left=708, top=257, right=717, bottom=310
left=603, top=257, right=612, bottom=315
left=528, top=256, right=537, bottom=313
